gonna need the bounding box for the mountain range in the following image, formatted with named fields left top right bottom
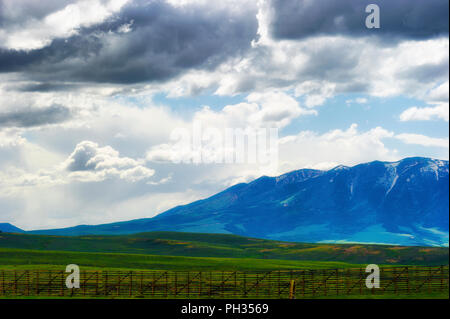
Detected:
left=2, top=157, right=449, bottom=247
left=0, top=223, right=24, bottom=233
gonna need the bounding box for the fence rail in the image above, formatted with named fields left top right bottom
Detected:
left=0, top=266, right=448, bottom=298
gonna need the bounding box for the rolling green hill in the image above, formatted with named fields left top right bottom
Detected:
left=0, top=248, right=361, bottom=271
left=0, top=231, right=448, bottom=266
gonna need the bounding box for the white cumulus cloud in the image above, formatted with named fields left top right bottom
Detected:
left=400, top=103, right=449, bottom=122
left=64, top=141, right=155, bottom=182
left=0, top=0, right=130, bottom=50
left=396, top=133, right=449, bottom=148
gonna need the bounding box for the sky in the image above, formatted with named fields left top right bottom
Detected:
left=0, top=0, right=448, bottom=230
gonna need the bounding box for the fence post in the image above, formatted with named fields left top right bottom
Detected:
left=166, top=272, right=169, bottom=298
left=221, top=270, right=225, bottom=298
left=14, top=270, right=17, bottom=295
left=187, top=272, right=190, bottom=297
left=26, top=271, right=30, bottom=296
left=104, top=271, right=108, bottom=296
left=406, top=267, right=409, bottom=294
left=346, top=269, right=349, bottom=295
left=428, top=267, right=432, bottom=294
left=209, top=272, right=212, bottom=297
left=415, top=267, right=420, bottom=293
left=140, top=271, right=143, bottom=296
left=174, top=272, right=177, bottom=296
left=336, top=269, right=339, bottom=296
left=256, top=273, right=259, bottom=297
left=36, top=271, right=39, bottom=295
left=302, top=271, right=305, bottom=297
left=130, top=272, right=133, bottom=296
left=81, top=271, right=85, bottom=296
left=199, top=272, right=202, bottom=297
left=440, top=265, right=444, bottom=292
left=234, top=272, right=237, bottom=296
left=394, top=268, right=398, bottom=294
left=48, top=270, right=52, bottom=295
left=243, top=272, right=247, bottom=298
left=95, top=272, right=99, bottom=296
left=61, top=271, right=64, bottom=296
left=289, top=280, right=296, bottom=299
left=81, top=271, right=89, bottom=296
left=152, top=272, right=155, bottom=297
left=359, top=268, right=363, bottom=295
left=277, top=271, right=281, bottom=298
left=117, top=271, right=121, bottom=296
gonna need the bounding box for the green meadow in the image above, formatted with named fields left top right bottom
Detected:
left=0, top=231, right=448, bottom=268
left=0, top=247, right=361, bottom=271
left=0, top=232, right=448, bottom=299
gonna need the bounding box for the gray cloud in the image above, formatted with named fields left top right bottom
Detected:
left=271, top=0, right=449, bottom=40
left=299, top=42, right=361, bottom=82
left=0, top=104, right=72, bottom=128
left=0, top=82, right=81, bottom=93
left=399, top=61, right=450, bottom=83
left=0, top=0, right=75, bottom=28
left=15, top=83, right=80, bottom=93
left=0, top=0, right=258, bottom=85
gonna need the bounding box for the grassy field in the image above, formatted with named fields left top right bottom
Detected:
left=0, top=231, right=448, bottom=299
left=0, top=231, right=448, bottom=266
left=0, top=247, right=363, bottom=271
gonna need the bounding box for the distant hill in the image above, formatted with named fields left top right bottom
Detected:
left=30, top=157, right=449, bottom=246
left=0, top=223, right=24, bottom=233
left=0, top=232, right=448, bottom=266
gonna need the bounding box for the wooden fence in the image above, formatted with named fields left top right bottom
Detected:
left=0, top=265, right=448, bottom=298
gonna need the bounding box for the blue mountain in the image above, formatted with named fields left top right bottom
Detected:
left=31, top=157, right=449, bottom=246
left=0, top=223, right=24, bottom=233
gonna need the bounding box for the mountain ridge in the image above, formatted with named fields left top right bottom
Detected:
left=17, top=157, right=450, bottom=246
left=0, top=223, right=24, bottom=233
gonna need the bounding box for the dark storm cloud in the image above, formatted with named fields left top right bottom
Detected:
left=0, top=105, right=72, bottom=128
left=271, top=0, right=449, bottom=40
left=399, top=60, right=450, bottom=83
left=15, top=83, right=80, bottom=92
left=299, top=43, right=360, bottom=81
left=0, top=0, right=258, bottom=85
